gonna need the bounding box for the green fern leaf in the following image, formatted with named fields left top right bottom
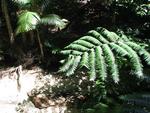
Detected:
left=109, top=43, right=129, bottom=56
left=59, top=55, right=75, bottom=73
left=80, top=36, right=102, bottom=45
left=41, top=14, right=67, bottom=30
left=102, top=44, right=119, bottom=83
left=16, top=11, right=40, bottom=34
left=13, top=0, right=31, bottom=5
left=95, top=46, right=107, bottom=81
left=59, top=27, right=150, bottom=85
left=88, top=30, right=109, bottom=44
left=73, top=40, right=95, bottom=49
left=89, top=49, right=96, bottom=81
left=119, top=42, right=143, bottom=77
left=60, top=50, right=82, bottom=55
left=96, top=27, right=119, bottom=42
left=119, top=34, right=130, bottom=42
left=79, top=52, right=89, bottom=69
left=66, top=56, right=81, bottom=76
left=126, top=42, right=150, bottom=65
left=65, top=43, right=89, bottom=52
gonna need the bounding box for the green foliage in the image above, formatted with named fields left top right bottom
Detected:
left=136, top=4, right=150, bottom=16
left=16, top=11, right=40, bottom=34
left=41, top=14, right=68, bottom=30
left=13, top=0, right=31, bottom=5
left=13, top=0, right=68, bottom=34
left=59, top=27, right=150, bottom=83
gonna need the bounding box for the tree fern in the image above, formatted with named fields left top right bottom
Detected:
left=59, top=27, right=150, bottom=84
left=13, top=0, right=68, bottom=34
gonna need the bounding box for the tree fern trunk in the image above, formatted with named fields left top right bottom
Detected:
left=36, top=29, right=44, bottom=59
left=29, top=31, right=35, bottom=45
left=1, top=0, right=14, bottom=44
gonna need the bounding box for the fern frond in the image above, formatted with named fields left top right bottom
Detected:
left=59, top=27, right=150, bottom=85
left=102, top=44, right=119, bottom=83
left=119, top=34, right=130, bottom=42
left=73, top=40, right=95, bottom=49
left=89, top=49, right=96, bottom=81
left=66, top=56, right=81, bottom=76
left=12, top=0, right=31, bottom=5
left=80, top=36, right=102, bottom=45
left=126, top=42, right=150, bottom=65
left=60, top=50, right=82, bottom=55
left=65, top=43, right=89, bottom=52
left=95, top=46, right=107, bottom=81
left=96, top=27, right=119, bottom=42
left=109, top=43, right=129, bottom=56
left=79, top=52, right=89, bottom=69
left=59, top=55, right=75, bottom=73
left=41, top=14, right=67, bottom=30
left=87, top=30, right=109, bottom=44
left=16, top=11, right=40, bottom=34
left=118, top=42, right=143, bottom=78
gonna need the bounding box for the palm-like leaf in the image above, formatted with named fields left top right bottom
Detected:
left=16, top=11, right=40, bottom=34
left=59, top=27, right=150, bottom=83
left=13, top=0, right=31, bottom=5
left=41, top=14, right=68, bottom=30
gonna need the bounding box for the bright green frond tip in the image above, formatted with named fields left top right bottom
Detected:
left=59, top=27, right=150, bottom=83
left=16, top=11, right=40, bottom=34
left=41, top=14, right=68, bottom=30
left=13, top=0, right=31, bottom=5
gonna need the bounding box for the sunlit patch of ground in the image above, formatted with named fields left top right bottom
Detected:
left=0, top=66, right=89, bottom=113
left=0, top=66, right=42, bottom=113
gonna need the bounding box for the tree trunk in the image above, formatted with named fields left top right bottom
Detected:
left=1, top=0, right=14, bottom=44
left=36, top=29, right=44, bottom=59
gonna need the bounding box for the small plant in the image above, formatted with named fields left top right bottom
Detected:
left=59, top=27, right=150, bottom=83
